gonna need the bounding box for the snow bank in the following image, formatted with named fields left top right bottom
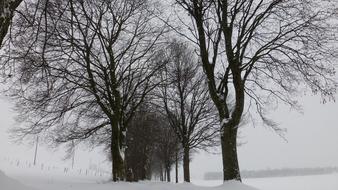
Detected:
left=0, top=170, right=35, bottom=190
left=216, top=180, right=259, bottom=190
left=42, top=181, right=259, bottom=190
left=173, top=181, right=259, bottom=190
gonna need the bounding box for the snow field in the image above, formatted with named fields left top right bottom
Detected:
left=1, top=157, right=338, bottom=190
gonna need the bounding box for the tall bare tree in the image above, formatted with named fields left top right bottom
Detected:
left=157, top=40, right=218, bottom=182
left=173, top=0, right=338, bottom=181
left=1, top=0, right=166, bottom=181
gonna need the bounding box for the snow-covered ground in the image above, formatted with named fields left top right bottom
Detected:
left=1, top=158, right=337, bottom=190
left=246, top=174, right=338, bottom=190
left=0, top=156, right=257, bottom=190
left=194, top=174, right=338, bottom=190
left=0, top=168, right=256, bottom=190
left=1, top=168, right=338, bottom=190
left=0, top=170, right=35, bottom=190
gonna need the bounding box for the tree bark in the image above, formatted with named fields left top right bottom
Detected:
left=33, top=136, right=39, bottom=165
left=0, top=0, right=22, bottom=47
left=166, top=166, right=171, bottom=182
left=183, top=146, right=190, bottom=182
left=160, top=165, right=164, bottom=181
left=175, top=151, right=178, bottom=183
left=221, top=125, right=241, bottom=181
left=163, top=166, right=166, bottom=181
left=110, top=121, right=125, bottom=181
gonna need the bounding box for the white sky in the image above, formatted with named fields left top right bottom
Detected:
left=1, top=93, right=338, bottom=180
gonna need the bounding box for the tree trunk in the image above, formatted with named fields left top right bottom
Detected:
left=160, top=165, right=164, bottom=181
left=175, top=151, right=178, bottom=183
left=33, top=136, right=39, bottom=165
left=183, top=146, right=190, bottom=182
left=111, top=121, right=125, bottom=181
left=166, top=166, right=171, bottom=182
left=163, top=166, right=166, bottom=181
left=221, top=125, right=241, bottom=181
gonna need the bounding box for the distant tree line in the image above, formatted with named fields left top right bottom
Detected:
left=0, top=0, right=337, bottom=183
left=205, top=167, right=338, bottom=180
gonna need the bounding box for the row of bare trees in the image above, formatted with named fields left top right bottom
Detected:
left=1, top=0, right=338, bottom=183
left=3, top=0, right=168, bottom=181
left=0, top=0, right=219, bottom=182
left=157, top=41, right=218, bottom=182
left=123, top=103, right=180, bottom=182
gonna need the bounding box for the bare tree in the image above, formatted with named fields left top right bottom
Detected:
left=157, top=40, right=218, bottom=182
left=172, top=0, right=338, bottom=181
left=2, top=0, right=166, bottom=181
